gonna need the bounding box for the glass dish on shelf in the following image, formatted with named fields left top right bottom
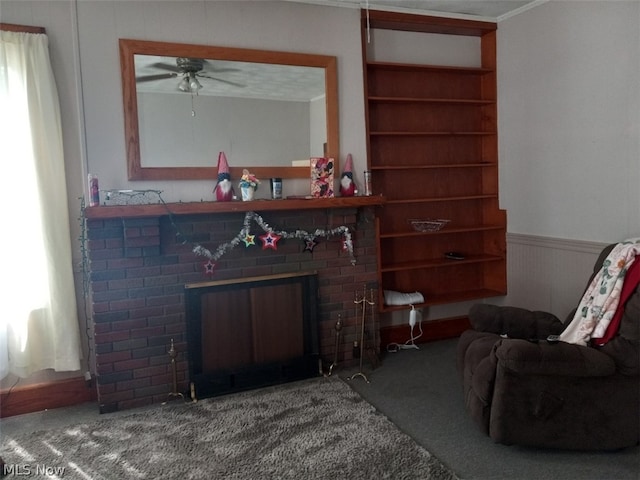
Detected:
left=408, top=218, right=451, bottom=232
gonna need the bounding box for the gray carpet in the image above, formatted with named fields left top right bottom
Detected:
left=343, top=338, right=640, bottom=480
left=0, top=376, right=457, bottom=480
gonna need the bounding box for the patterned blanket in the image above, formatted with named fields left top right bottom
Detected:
left=560, top=238, right=640, bottom=346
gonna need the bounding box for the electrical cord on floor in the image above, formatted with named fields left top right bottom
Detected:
left=1, top=376, right=21, bottom=403
left=386, top=305, right=423, bottom=353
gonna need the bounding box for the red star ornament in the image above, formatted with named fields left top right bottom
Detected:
left=204, top=260, right=217, bottom=276
left=303, top=237, right=318, bottom=253
left=259, top=231, right=281, bottom=250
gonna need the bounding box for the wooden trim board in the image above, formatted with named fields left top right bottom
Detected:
left=0, top=377, right=97, bottom=418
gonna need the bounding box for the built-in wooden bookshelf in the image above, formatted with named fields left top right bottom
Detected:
left=362, top=11, right=507, bottom=313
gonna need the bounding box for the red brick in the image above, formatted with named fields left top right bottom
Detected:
left=113, top=358, right=149, bottom=372
left=88, top=208, right=379, bottom=412
left=117, top=377, right=151, bottom=391
left=100, top=390, right=135, bottom=404
left=97, top=350, right=132, bottom=364
left=95, top=330, right=132, bottom=344
left=133, top=365, right=167, bottom=379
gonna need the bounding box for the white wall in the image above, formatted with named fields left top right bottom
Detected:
left=74, top=0, right=366, bottom=202
left=6, top=0, right=636, bottom=248
left=492, top=0, right=640, bottom=318
left=2, top=0, right=638, bottom=356
left=497, top=0, right=640, bottom=244
left=3, top=0, right=367, bottom=203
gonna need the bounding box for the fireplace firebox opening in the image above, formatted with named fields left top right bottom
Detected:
left=185, top=271, right=320, bottom=400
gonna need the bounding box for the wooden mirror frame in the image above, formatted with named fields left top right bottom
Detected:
left=119, top=39, right=339, bottom=181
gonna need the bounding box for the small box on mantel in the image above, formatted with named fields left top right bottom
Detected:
left=310, top=157, right=334, bottom=198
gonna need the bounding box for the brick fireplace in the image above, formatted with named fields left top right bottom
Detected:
left=86, top=204, right=379, bottom=413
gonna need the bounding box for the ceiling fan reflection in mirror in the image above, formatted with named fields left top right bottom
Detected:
left=135, top=57, right=244, bottom=93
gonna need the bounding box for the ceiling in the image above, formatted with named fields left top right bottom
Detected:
left=286, top=0, right=545, bottom=22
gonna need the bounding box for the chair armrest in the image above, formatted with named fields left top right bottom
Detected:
left=469, top=304, right=564, bottom=339
left=494, top=339, right=616, bottom=377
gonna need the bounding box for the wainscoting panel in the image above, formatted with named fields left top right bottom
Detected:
left=502, top=234, right=608, bottom=319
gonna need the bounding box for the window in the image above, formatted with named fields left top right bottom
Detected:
left=0, top=26, right=81, bottom=380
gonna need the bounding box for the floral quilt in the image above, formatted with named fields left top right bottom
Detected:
left=559, top=238, right=640, bottom=346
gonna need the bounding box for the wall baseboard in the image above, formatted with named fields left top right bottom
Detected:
left=379, top=315, right=470, bottom=349
left=0, top=376, right=97, bottom=418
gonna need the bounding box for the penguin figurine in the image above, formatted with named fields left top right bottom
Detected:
left=339, top=153, right=357, bottom=197
left=213, top=151, right=234, bottom=202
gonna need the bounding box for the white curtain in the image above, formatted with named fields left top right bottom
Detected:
left=0, top=30, right=81, bottom=379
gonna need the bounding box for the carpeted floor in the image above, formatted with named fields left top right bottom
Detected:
left=1, top=339, right=638, bottom=479
left=0, top=376, right=456, bottom=480
left=342, top=338, right=640, bottom=480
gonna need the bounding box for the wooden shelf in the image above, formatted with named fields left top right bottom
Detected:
left=379, top=224, right=505, bottom=238
left=369, top=96, right=495, bottom=105
left=367, top=60, right=493, bottom=74
left=362, top=10, right=506, bottom=312
left=370, top=131, right=496, bottom=136
left=380, top=254, right=504, bottom=273
left=84, top=195, right=386, bottom=219
left=380, top=288, right=506, bottom=312
left=385, top=194, right=498, bottom=204
left=371, top=163, right=496, bottom=170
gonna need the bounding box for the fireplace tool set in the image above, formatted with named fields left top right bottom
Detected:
left=167, top=338, right=184, bottom=404
left=325, top=314, right=343, bottom=376
left=164, top=338, right=190, bottom=403
left=348, top=285, right=379, bottom=383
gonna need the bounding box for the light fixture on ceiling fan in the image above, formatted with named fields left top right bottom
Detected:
left=178, top=73, right=203, bottom=93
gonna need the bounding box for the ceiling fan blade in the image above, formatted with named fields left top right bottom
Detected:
left=204, top=67, right=242, bottom=74
left=198, top=74, right=245, bottom=88
left=201, top=59, right=240, bottom=73
left=136, top=72, right=178, bottom=83
left=150, top=62, right=181, bottom=72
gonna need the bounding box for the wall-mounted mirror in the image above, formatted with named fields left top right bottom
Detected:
left=119, top=39, right=339, bottom=181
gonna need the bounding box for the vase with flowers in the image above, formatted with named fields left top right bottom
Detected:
left=239, top=169, right=260, bottom=201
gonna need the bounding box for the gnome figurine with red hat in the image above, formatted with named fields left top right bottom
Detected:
left=213, top=151, right=235, bottom=202
left=339, top=153, right=357, bottom=197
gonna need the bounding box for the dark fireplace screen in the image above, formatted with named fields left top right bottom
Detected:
left=185, top=271, right=320, bottom=400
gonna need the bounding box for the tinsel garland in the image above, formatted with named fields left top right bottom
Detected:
left=84, top=188, right=356, bottom=270
left=193, top=211, right=355, bottom=265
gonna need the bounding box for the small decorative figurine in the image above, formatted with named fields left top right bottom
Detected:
left=239, top=168, right=260, bottom=201
left=213, top=152, right=234, bottom=202
left=339, top=153, right=357, bottom=197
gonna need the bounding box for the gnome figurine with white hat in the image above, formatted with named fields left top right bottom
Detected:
left=339, top=153, right=357, bottom=197
left=213, top=151, right=235, bottom=202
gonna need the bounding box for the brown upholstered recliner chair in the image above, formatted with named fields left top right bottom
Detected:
left=457, top=244, right=640, bottom=450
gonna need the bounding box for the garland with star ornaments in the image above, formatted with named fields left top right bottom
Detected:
left=193, top=211, right=355, bottom=274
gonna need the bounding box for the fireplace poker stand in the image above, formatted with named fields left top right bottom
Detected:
left=163, top=338, right=184, bottom=404
left=348, top=285, right=376, bottom=383
left=325, top=314, right=343, bottom=376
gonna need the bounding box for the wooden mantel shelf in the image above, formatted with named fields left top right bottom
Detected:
left=84, top=195, right=386, bottom=219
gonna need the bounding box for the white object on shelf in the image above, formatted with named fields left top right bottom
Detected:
left=383, top=290, right=424, bottom=306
